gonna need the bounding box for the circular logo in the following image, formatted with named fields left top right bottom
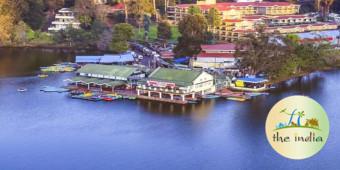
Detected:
left=265, top=96, right=329, bottom=160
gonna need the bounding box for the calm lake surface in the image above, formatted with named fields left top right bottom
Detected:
left=0, top=48, right=339, bottom=170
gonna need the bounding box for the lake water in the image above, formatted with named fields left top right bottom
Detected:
left=0, top=48, right=339, bottom=169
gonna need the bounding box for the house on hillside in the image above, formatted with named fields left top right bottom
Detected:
left=136, top=67, right=215, bottom=104
left=48, top=8, right=80, bottom=31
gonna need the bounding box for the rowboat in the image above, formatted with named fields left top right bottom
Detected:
left=38, top=74, right=48, bottom=78
left=70, top=94, right=101, bottom=102
left=102, top=97, right=114, bottom=101
left=17, top=88, right=28, bottom=92
left=226, top=97, right=247, bottom=102
left=201, top=94, right=220, bottom=99
left=187, top=100, right=198, bottom=104
left=83, top=92, right=92, bottom=97
left=41, top=86, right=69, bottom=93
left=245, top=92, right=269, bottom=97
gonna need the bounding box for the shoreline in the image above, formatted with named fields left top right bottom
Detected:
left=1, top=46, right=339, bottom=87
left=269, top=66, right=340, bottom=85
left=0, top=45, right=99, bottom=53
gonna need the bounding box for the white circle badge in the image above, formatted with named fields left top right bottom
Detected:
left=265, top=96, right=329, bottom=160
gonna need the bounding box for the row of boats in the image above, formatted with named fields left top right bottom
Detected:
left=40, top=63, right=79, bottom=73
left=201, top=88, right=269, bottom=102
left=69, top=90, right=136, bottom=102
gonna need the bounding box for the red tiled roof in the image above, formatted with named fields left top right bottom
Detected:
left=111, top=3, right=125, bottom=11
left=176, top=2, right=296, bottom=9
left=197, top=52, right=235, bottom=58
left=160, top=51, right=175, bottom=59
left=201, top=43, right=236, bottom=51
left=224, top=19, right=242, bottom=22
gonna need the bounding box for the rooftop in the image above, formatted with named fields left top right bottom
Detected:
left=77, top=64, right=138, bottom=79
left=237, top=77, right=268, bottom=83
left=148, top=67, right=203, bottom=86
left=176, top=1, right=297, bottom=9
left=197, top=53, right=235, bottom=58
left=201, top=43, right=236, bottom=51
left=68, top=76, right=125, bottom=87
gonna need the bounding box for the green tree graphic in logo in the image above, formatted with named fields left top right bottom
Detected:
left=275, top=108, right=320, bottom=130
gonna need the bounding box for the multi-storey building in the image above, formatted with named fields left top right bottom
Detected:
left=191, top=44, right=237, bottom=69
left=48, top=8, right=81, bottom=31
left=136, top=67, right=215, bottom=104
left=167, top=0, right=338, bottom=42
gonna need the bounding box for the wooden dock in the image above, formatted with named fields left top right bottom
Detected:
left=136, top=95, right=188, bottom=104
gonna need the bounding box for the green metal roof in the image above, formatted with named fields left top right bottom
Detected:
left=77, top=64, right=138, bottom=79
left=69, top=76, right=125, bottom=87
left=148, top=67, right=202, bottom=86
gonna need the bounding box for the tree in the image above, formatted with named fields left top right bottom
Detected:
left=75, top=0, right=95, bottom=29
left=110, top=23, right=134, bottom=53
left=0, top=15, right=15, bottom=44
left=174, top=14, right=207, bottom=57
left=44, top=0, right=64, bottom=14
left=188, top=5, right=201, bottom=15
left=12, top=21, right=30, bottom=45
left=157, top=21, right=171, bottom=47
left=206, top=7, right=221, bottom=39
left=235, top=26, right=334, bottom=80
left=0, top=0, right=21, bottom=44
left=235, top=27, right=288, bottom=76
left=127, top=0, right=154, bottom=32
left=22, top=0, right=45, bottom=30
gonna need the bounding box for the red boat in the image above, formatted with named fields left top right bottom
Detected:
left=102, top=97, right=113, bottom=101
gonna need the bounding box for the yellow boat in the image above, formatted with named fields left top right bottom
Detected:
left=84, top=92, right=93, bottom=97
left=226, top=97, right=247, bottom=102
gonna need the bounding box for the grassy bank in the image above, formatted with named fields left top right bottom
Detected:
left=133, top=24, right=180, bottom=42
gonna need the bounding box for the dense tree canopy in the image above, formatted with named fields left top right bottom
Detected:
left=127, top=0, right=154, bottom=29
left=110, top=23, right=134, bottom=53
left=22, top=0, right=45, bottom=30
left=188, top=5, right=201, bottom=15
left=235, top=28, right=335, bottom=81
left=157, top=21, right=172, bottom=47
left=174, top=14, right=207, bottom=57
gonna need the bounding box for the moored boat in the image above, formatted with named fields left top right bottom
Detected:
left=226, top=97, right=247, bottom=102
left=17, top=88, right=28, bottom=92
left=38, top=74, right=48, bottom=78
left=245, top=92, right=269, bottom=97
left=201, top=94, right=220, bottom=99
left=229, top=77, right=270, bottom=92
left=41, top=86, right=69, bottom=93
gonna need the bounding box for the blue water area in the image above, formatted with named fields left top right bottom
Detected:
left=0, top=48, right=339, bottom=169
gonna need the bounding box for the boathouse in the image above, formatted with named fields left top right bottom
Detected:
left=136, top=67, right=215, bottom=104
left=65, top=64, right=145, bottom=91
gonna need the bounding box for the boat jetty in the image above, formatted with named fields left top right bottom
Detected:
left=61, top=63, right=272, bottom=104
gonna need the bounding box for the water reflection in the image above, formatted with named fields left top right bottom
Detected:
left=137, top=99, right=215, bottom=117
left=0, top=48, right=74, bottom=77
left=0, top=48, right=339, bottom=169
